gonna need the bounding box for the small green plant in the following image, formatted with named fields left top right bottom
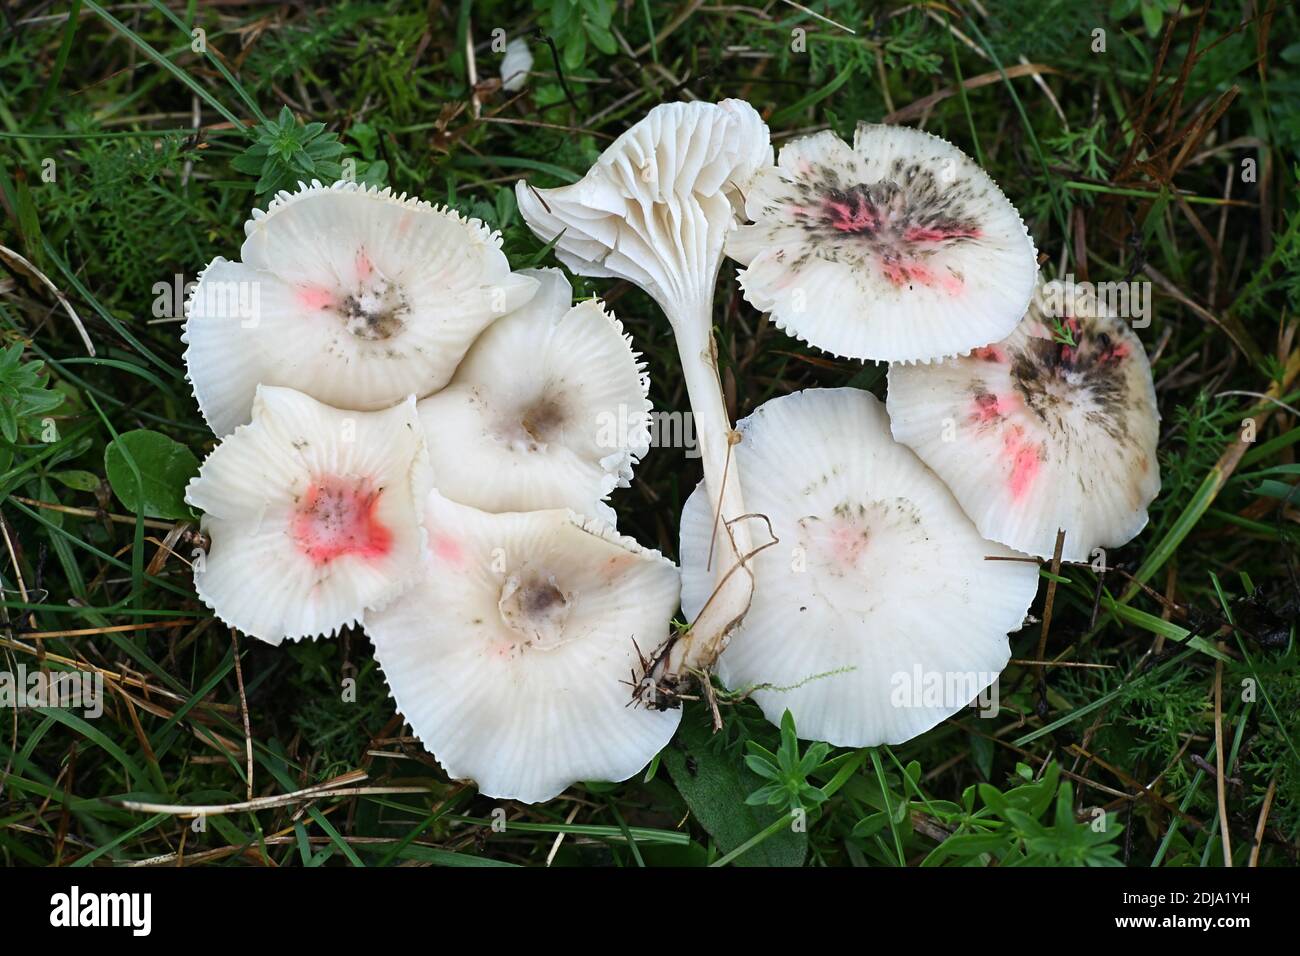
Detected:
left=534, top=0, right=618, bottom=71
left=231, top=106, right=346, bottom=196
left=1049, top=315, right=1078, bottom=348
left=920, top=762, right=1124, bottom=866
left=744, top=710, right=834, bottom=813
left=1045, top=117, right=1113, bottom=182
left=0, top=343, right=63, bottom=472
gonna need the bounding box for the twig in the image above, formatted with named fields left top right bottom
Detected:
left=882, top=64, right=1059, bottom=125
left=779, top=0, right=855, bottom=35
left=231, top=630, right=254, bottom=802
left=1035, top=529, right=1066, bottom=714
left=19, top=619, right=194, bottom=640
left=1248, top=777, right=1276, bottom=867
left=0, top=244, right=95, bottom=356
left=11, top=496, right=178, bottom=531
left=545, top=802, right=581, bottom=866
left=113, top=772, right=428, bottom=817
left=1214, top=652, right=1232, bottom=866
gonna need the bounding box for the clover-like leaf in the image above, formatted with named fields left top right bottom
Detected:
left=104, top=429, right=199, bottom=520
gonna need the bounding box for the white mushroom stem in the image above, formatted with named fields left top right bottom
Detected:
left=514, top=99, right=773, bottom=699
left=655, top=299, right=755, bottom=685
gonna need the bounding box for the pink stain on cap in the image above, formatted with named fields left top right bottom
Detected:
left=355, top=248, right=374, bottom=281
left=297, top=287, right=336, bottom=311
left=970, top=345, right=1008, bottom=363
left=880, top=258, right=911, bottom=287
left=291, top=477, right=392, bottom=565
left=825, top=195, right=877, bottom=233
left=970, top=392, right=1001, bottom=423
left=828, top=522, right=869, bottom=567
left=431, top=534, right=465, bottom=566
left=903, top=224, right=982, bottom=243
left=879, top=257, right=962, bottom=294
left=1099, top=340, right=1130, bottom=364
left=935, top=268, right=965, bottom=296
left=1002, top=428, right=1041, bottom=501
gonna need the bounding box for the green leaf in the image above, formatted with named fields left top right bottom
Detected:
left=552, top=0, right=576, bottom=27
left=1251, top=479, right=1299, bottom=500
left=104, top=429, right=199, bottom=519
left=1140, top=1, right=1164, bottom=37
left=852, top=811, right=890, bottom=839
left=586, top=22, right=618, bottom=56
left=743, top=753, right=780, bottom=780
left=0, top=402, right=16, bottom=444
left=744, top=782, right=784, bottom=806
left=563, top=29, right=587, bottom=70
left=50, top=469, right=100, bottom=492
left=923, top=831, right=1012, bottom=866
left=584, top=0, right=613, bottom=28
left=348, top=121, right=379, bottom=158
left=661, top=711, right=807, bottom=867
left=970, top=731, right=995, bottom=780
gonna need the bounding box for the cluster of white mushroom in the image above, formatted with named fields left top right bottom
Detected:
left=182, top=99, right=1160, bottom=803
left=182, top=184, right=680, bottom=802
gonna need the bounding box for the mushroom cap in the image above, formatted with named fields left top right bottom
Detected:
left=515, top=99, right=772, bottom=314
left=887, top=282, right=1161, bottom=562
left=185, top=385, right=432, bottom=645
left=184, top=180, right=537, bottom=436
left=726, top=123, right=1037, bottom=363
left=500, top=37, right=533, bottom=92
left=679, top=388, right=1038, bottom=747
left=364, top=491, right=682, bottom=803
left=416, top=268, right=650, bottom=524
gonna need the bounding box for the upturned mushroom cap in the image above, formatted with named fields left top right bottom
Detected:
left=184, top=180, right=537, bottom=436
left=185, top=385, right=432, bottom=645
left=887, top=281, right=1161, bottom=562
left=679, top=388, right=1039, bottom=747
left=726, top=123, right=1037, bottom=363
left=514, top=99, right=772, bottom=314
left=416, top=268, right=650, bottom=524
left=500, top=37, right=533, bottom=92
left=364, top=491, right=682, bottom=804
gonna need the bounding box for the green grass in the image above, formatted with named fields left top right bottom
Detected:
left=0, top=0, right=1297, bottom=867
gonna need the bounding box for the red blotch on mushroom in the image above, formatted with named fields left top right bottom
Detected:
left=292, top=478, right=392, bottom=564
left=1002, top=427, right=1041, bottom=501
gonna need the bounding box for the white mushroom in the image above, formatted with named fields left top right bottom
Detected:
left=727, top=123, right=1037, bottom=363
left=515, top=99, right=772, bottom=695
left=184, top=180, right=537, bottom=436
left=500, top=37, right=533, bottom=93
left=887, top=280, right=1161, bottom=562
left=364, top=491, right=682, bottom=803
left=679, top=388, right=1039, bottom=746
left=186, top=385, right=432, bottom=645
left=416, top=268, right=649, bottom=524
